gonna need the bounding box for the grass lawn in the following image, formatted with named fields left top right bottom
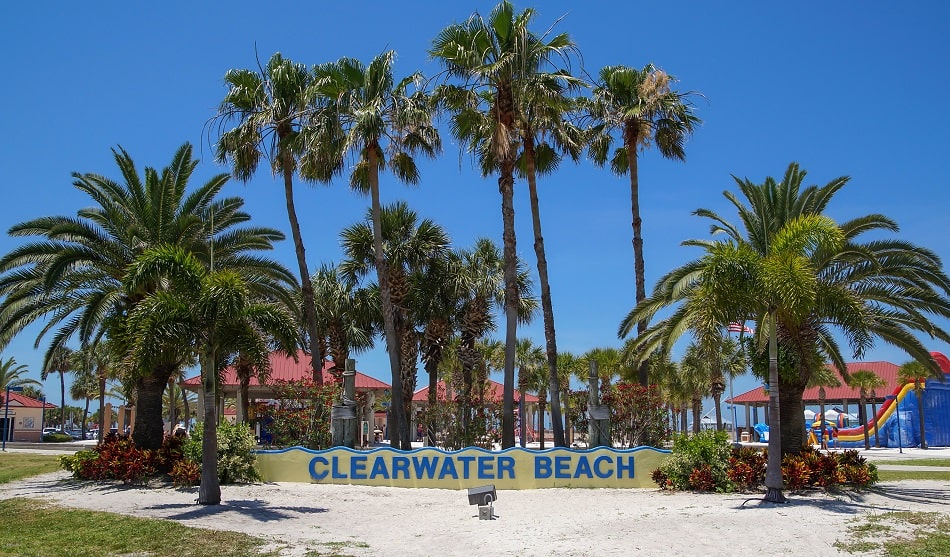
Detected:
left=877, top=470, right=950, bottom=482
left=835, top=511, right=950, bottom=556
left=0, top=498, right=281, bottom=557
left=0, top=453, right=62, bottom=484
left=877, top=458, right=950, bottom=467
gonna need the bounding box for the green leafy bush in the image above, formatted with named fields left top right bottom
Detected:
left=43, top=433, right=74, bottom=443
left=654, top=430, right=733, bottom=492
left=183, top=421, right=261, bottom=484
left=59, top=434, right=187, bottom=485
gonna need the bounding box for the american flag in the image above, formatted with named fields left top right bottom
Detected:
left=727, top=322, right=754, bottom=334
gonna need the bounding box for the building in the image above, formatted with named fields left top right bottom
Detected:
left=1, top=391, right=58, bottom=442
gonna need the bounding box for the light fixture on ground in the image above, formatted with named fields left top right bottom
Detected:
left=467, top=484, right=497, bottom=520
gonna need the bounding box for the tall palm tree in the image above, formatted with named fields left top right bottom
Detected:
left=584, top=64, right=700, bottom=386
left=0, top=143, right=290, bottom=450
left=214, top=52, right=324, bottom=386
left=42, top=345, right=73, bottom=432
left=0, top=357, right=40, bottom=391
left=123, top=245, right=298, bottom=505
left=848, top=369, right=885, bottom=450
left=308, top=51, right=441, bottom=449
left=431, top=1, right=576, bottom=448
left=898, top=360, right=935, bottom=449
left=340, top=203, right=448, bottom=449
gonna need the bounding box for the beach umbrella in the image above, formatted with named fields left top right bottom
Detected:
left=803, top=409, right=816, bottom=420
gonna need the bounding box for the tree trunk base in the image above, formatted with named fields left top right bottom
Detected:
left=763, top=487, right=788, bottom=504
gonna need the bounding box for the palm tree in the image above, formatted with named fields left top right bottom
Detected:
left=431, top=1, right=577, bottom=448
left=43, top=345, right=74, bottom=432
left=311, top=264, right=375, bottom=381
left=808, top=366, right=841, bottom=448
left=898, top=360, right=935, bottom=449
left=679, top=343, right=713, bottom=433
left=308, top=51, right=440, bottom=449
left=0, top=143, right=290, bottom=450
left=69, top=360, right=98, bottom=438
left=0, top=357, right=40, bottom=391
left=123, top=245, right=298, bottom=505
left=214, top=52, right=324, bottom=386
left=514, top=338, right=545, bottom=447
left=622, top=211, right=847, bottom=503
left=340, top=203, right=448, bottom=449
left=584, top=64, right=700, bottom=386
left=699, top=164, right=950, bottom=455
left=848, top=369, right=885, bottom=450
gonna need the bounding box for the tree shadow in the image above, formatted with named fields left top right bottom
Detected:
left=145, top=499, right=328, bottom=522
left=734, top=482, right=950, bottom=515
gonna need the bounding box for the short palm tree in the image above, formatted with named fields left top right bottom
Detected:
left=431, top=1, right=576, bottom=448
left=0, top=357, right=40, bottom=391
left=215, top=53, right=325, bottom=386
left=514, top=338, right=546, bottom=447
left=848, top=369, right=885, bottom=450
left=123, top=245, right=298, bottom=505
left=340, top=203, right=449, bottom=448
left=584, top=63, right=700, bottom=386
left=808, top=365, right=841, bottom=448
left=308, top=51, right=440, bottom=449
left=898, top=360, right=935, bottom=449
left=0, top=143, right=290, bottom=450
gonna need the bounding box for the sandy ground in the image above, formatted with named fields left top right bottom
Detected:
left=1, top=447, right=948, bottom=556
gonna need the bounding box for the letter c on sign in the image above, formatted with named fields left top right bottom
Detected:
left=309, top=456, right=329, bottom=480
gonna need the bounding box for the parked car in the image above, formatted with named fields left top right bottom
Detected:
left=66, top=429, right=83, bottom=441
left=42, top=427, right=60, bottom=436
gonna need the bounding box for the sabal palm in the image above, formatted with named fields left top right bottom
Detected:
left=898, top=360, right=935, bottom=449
left=42, top=345, right=73, bottom=432
left=0, top=143, right=290, bottom=450
left=0, top=357, right=40, bottom=391
left=340, top=202, right=449, bottom=448
left=68, top=353, right=98, bottom=438
left=431, top=1, right=576, bottom=448
left=514, top=338, right=545, bottom=447
left=123, top=245, right=298, bottom=505
left=678, top=343, right=712, bottom=433
left=215, top=52, right=324, bottom=386
left=311, top=264, right=375, bottom=378
left=585, top=64, right=700, bottom=386
left=807, top=365, right=841, bottom=448
left=309, top=51, right=440, bottom=450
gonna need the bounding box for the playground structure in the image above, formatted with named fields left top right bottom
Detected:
left=834, top=352, right=950, bottom=448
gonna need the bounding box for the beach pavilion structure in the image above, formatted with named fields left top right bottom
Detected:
left=182, top=349, right=391, bottom=442
left=727, top=361, right=900, bottom=439
left=410, top=381, right=541, bottom=445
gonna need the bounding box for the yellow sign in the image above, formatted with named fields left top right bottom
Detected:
left=255, top=446, right=669, bottom=489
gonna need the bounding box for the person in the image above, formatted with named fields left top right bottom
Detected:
left=416, top=423, right=424, bottom=442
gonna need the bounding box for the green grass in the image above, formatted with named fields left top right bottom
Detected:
left=877, top=470, right=950, bottom=482
left=0, top=498, right=281, bottom=557
left=835, top=511, right=950, bottom=556
left=0, top=453, right=62, bottom=483
left=877, top=458, right=950, bottom=467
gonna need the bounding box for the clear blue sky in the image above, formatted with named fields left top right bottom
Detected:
left=2, top=1, right=949, bottom=411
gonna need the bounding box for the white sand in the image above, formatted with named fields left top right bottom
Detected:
left=2, top=469, right=948, bottom=556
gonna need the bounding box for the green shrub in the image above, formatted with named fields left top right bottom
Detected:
left=654, top=430, right=733, bottom=492
left=183, top=421, right=261, bottom=484
left=43, top=433, right=74, bottom=443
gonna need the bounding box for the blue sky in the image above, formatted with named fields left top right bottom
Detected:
left=2, top=1, right=949, bottom=412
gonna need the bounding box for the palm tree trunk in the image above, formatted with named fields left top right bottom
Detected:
left=497, top=81, right=519, bottom=450
left=82, top=397, right=90, bottom=439
left=764, top=315, right=786, bottom=503
left=915, top=383, right=927, bottom=449
left=691, top=398, right=701, bottom=433
left=180, top=377, right=191, bottom=433
left=870, top=391, right=880, bottom=448
left=623, top=125, right=649, bottom=387
left=98, top=373, right=106, bottom=443
left=168, top=381, right=176, bottom=434
left=239, top=378, right=251, bottom=424
left=368, top=149, right=409, bottom=450
left=859, top=392, right=870, bottom=450
left=279, top=143, right=323, bottom=385
left=133, top=369, right=174, bottom=450
left=59, top=371, right=66, bottom=431
left=198, top=352, right=221, bottom=505
left=525, top=139, right=566, bottom=448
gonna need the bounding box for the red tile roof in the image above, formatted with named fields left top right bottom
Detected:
left=183, top=350, right=390, bottom=390
left=413, top=380, right=538, bottom=403
left=0, top=392, right=58, bottom=409
left=728, top=359, right=937, bottom=404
